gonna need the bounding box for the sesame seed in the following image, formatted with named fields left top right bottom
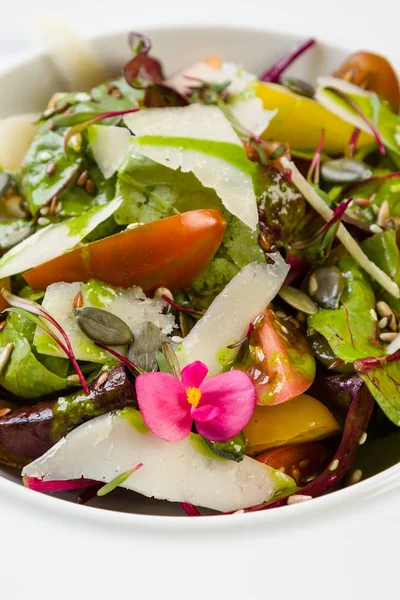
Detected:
left=370, top=224, right=383, bottom=234
left=348, top=469, right=363, bottom=485
left=359, top=432, right=367, bottom=445
left=276, top=311, right=287, bottom=319
left=329, top=458, right=339, bottom=471
left=37, top=217, right=50, bottom=227
left=46, top=161, right=57, bottom=176
left=0, top=320, right=6, bottom=331
left=96, top=371, right=109, bottom=387
left=40, top=206, right=49, bottom=216
left=281, top=325, right=289, bottom=334
left=378, top=317, right=388, bottom=329
left=369, top=308, right=378, bottom=322
left=171, top=335, right=184, bottom=344
left=379, top=332, right=398, bottom=342
left=287, top=494, right=312, bottom=505
left=85, top=179, right=96, bottom=195
left=0, top=407, right=11, bottom=417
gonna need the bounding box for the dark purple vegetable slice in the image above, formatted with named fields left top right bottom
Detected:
left=0, top=365, right=135, bottom=459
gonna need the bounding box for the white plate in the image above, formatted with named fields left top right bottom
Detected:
left=1, top=24, right=400, bottom=600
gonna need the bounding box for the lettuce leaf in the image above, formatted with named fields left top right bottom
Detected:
left=0, top=312, right=74, bottom=399
left=116, top=154, right=265, bottom=297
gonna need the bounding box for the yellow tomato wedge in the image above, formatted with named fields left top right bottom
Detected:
left=244, top=393, right=340, bottom=455
left=256, top=81, right=373, bottom=154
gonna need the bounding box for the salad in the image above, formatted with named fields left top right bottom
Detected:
left=1, top=30, right=400, bottom=515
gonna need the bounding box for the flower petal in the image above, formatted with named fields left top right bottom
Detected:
left=136, top=372, right=192, bottom=441
left=181, top=360, right=208, bottom=389
left=195, top=370, right=256, bottom=442
left=190, top=404, right=221, bottom=423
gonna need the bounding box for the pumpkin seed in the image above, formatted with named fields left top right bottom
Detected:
left=161, top=341, right=181, bottom=378
left=282, top=77, right=315, bottom=98
left=321, top=159, right=372, bottom=184
left=278, top=285, right=318, bottom=315
left=0, top=173, right=12, bottom=199
left=308, top=266, right=344, bottom=309
left=0, top=223, right=33, bottom=251
left=179, top=311, right=195, bottom=338
left=74, top=307, right=133, bottom=345
left=128, top=322, right=163, bottom=372
left=0, top=342, right=13, bottom=375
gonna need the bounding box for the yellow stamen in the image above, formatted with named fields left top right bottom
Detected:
left=186, top=387, right=202, bottom=408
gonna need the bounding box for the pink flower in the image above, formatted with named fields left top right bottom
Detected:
left=135, top=361, right=256, bottom=443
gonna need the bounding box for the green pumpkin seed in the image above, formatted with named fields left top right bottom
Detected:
left=0, top=173, right=12, bottom=199
left=179, top=312, right=195, bottom=338
left=128, top=322, right=163, bottom=372
left=161, top=341, right=181, bottom=378
left=0, top=342, right=13, bottom=375
left=0, top=223, right=33, bottom=251
left=321, top=159, right=372, bottom=184
left=282, top=77, right=315, bottom=98
left=308, top=266, right=344, bottom=309
left=74, top=307, right=133, bottom=345
left=278, top=285, right=318, bottom=315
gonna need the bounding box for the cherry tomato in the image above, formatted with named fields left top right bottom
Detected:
left=244, top=307, right=316, bottom=405
left=333, top=51, right=400, bottom=113
left=244, top=394, right=340, bottom=454
left=255, top=442, right=332, bottom=485
left=24, top=210, right=226, bottom=292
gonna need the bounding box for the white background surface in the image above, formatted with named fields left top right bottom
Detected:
left=1, top=0, right=400, bottom=61
left=1, top=3, right=400, bottom=599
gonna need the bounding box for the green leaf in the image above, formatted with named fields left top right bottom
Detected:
left=116, top=154, right=264, bottom=298
left=308, top=256, right=384, bottom=362
left=0, top=316, right=75, bottom=399
left=361, top=231, right=400, bottom=314
left=361, top=364, right=400, bottom=425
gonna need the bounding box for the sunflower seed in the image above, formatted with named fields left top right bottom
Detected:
left=0, top=343, right=13, bottom=375
left=127, top=322, right=162, bottom=372
left=376, top=301, right=393, bottom=318
left=377, top=200, right=390, bottom=227
left=370, top=308, right=378, bottom=322
left=370, top=223, right=383, bottom=234
left=278, top=285, right=318, bottom=315
left=321, top=159, right=372, bottom=184
left=95, top=371, right=109, bottom=387
left=379, top=332, right=398, bottom=342
left=154, top=287, right=173, bottom=302
left=74, top=307, right=133, bottom=345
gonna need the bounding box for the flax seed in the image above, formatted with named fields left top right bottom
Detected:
left=96, top=371, right=109, bottom=387
left=379, top=332, right=398, bottom=342
left=46, top=161, right=57, bottom=176
left=73, top=291, right=84, bottom=309
left=77, top=170, right=88, bottom=187
left=85, top=179, right=96, bottom=195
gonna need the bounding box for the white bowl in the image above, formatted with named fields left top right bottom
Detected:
left=2, top=25, right=400, bottom=600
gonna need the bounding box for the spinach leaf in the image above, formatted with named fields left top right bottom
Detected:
left=308, top=256, right=384, bottom=362
left=361, top=230, right=400, bottom=313
left=361, top=364, right=400, bottom=425
left=116, top=154, right=265, bottom=297
left=0, top=313, right=74, bottom=399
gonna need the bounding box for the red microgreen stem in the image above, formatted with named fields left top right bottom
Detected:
left=23, top=476, right=97, bottom=493
left=354, top=348, right=400, bottom=373
left=307, top=128, right=325, bottom=185
left=343, top=171, right=400, bottom=197
left=94, top=342, right=144, bottom=375
left=347, top=127, right=361, bottom=158
left=260, top=38, right=316, bottom=83
left=290, top=197, right=353, bottom=250
left=328, top=88, right=385, bottom=155
left=1, top=289, right=89, bottom=394
left=161, top=295, right=203, bottom=318
left=179, top=502, right=201, bottom=517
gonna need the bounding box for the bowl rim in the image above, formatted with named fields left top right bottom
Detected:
left=0, top=22, right=397, bottom=528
